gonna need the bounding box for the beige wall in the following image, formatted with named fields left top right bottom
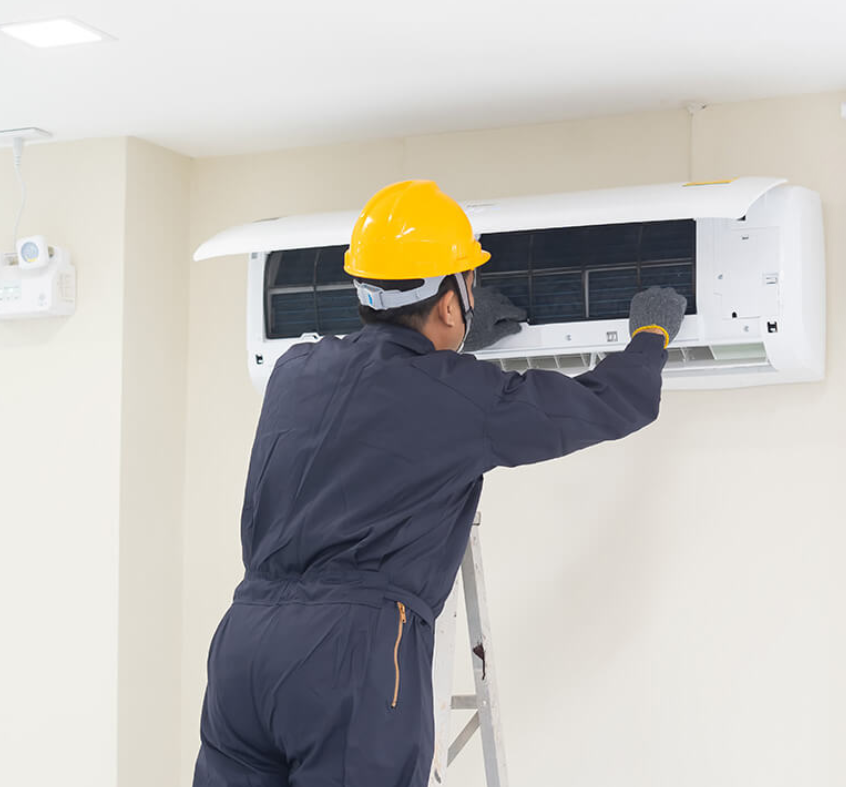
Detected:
left=0, top=139, right=127, bottom=785
left=0, top=136, right=191, bottom=787
left=118, top=138, right=191, bottom=787
left=182, top=94, right=845, bottom=787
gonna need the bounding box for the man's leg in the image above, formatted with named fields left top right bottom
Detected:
left=286, top=599, right=436, bottom=787
left=193, top=607, right=291, bottom=786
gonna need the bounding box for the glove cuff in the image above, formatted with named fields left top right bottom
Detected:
left=632, top=324, right=670, bottom=349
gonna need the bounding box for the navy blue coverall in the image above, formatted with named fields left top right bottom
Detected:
left=194, top=323, right=667, bottom=787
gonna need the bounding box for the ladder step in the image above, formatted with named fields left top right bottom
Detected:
left=451, top=695, right=478, bottom=711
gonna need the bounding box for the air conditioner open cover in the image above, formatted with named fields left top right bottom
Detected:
left=194, top=177, right=786, bottom=261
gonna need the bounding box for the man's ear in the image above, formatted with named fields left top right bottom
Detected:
left=437, top=289, right=459, bottom=328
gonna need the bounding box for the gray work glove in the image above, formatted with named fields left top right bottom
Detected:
left=464, top=287, right=527, bottom=352
left=629, top=286, right=687, bottom=346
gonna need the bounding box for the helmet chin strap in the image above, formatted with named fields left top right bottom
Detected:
left=453, top=273, right=474, bottom=353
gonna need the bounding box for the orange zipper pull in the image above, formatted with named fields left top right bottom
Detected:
left=392, top=602, right=407, bottom=709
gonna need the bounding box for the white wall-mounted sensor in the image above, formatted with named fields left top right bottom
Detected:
left=16, top=234, right=51, bottom=270
left=1, top=238, right=76, bottom=319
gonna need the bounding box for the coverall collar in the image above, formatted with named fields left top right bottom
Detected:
left=360, top=323, right=436, bottom=355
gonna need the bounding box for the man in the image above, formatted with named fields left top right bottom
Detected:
left=193, top=180, right=686, bottom=787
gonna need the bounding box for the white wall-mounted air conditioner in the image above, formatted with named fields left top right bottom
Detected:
left=194, top=177, right=826, bottom=393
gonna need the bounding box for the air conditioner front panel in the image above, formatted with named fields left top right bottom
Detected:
left=195, top=210, right=359, bottom=261
left=464, top=177, right=786, bottom=232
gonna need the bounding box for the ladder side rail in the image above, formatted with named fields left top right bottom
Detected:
left=429, top=571, right=461, bottom=785
left=462, top=525, right=509, bottom=787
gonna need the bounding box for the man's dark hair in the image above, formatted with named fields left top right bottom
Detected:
left=357, top=272, right=470, bottom=331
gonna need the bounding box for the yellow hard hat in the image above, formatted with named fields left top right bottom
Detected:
left=344, top=180, right=491, bottom=281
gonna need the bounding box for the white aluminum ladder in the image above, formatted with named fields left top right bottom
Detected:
left=428, top=513, right=508, bottom=787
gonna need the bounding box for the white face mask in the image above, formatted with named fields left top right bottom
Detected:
left=453, top=272, right=474, bottom=353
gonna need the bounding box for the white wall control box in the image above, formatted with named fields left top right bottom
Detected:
left=0, top=243, right=76, bottom=319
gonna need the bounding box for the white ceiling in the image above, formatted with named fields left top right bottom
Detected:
left=1, top=0, right=844, bottom=158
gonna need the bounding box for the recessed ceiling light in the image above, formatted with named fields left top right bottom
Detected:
left=0, top=18, right=113, bottom=48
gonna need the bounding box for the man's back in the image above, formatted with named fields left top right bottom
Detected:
left=242, top=323, right=489, bottom=616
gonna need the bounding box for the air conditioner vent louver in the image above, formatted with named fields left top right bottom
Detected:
left=488, top=343, right=769, bottom=376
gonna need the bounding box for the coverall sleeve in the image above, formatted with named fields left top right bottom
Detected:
left=484, top=332, right=668, bottom=469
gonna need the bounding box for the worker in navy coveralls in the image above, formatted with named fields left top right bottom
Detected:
left=193, top=181, right=686, bottom=786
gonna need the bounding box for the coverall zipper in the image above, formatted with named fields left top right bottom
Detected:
left=391, top=602, right=407, bottom=708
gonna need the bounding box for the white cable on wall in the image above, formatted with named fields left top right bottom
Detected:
left=12, top=137, right=26, bottom=253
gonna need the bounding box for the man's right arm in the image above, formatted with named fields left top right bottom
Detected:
left=483, top=331, right=667, bottom=469
left=481, top=286, right=686, bottom=470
